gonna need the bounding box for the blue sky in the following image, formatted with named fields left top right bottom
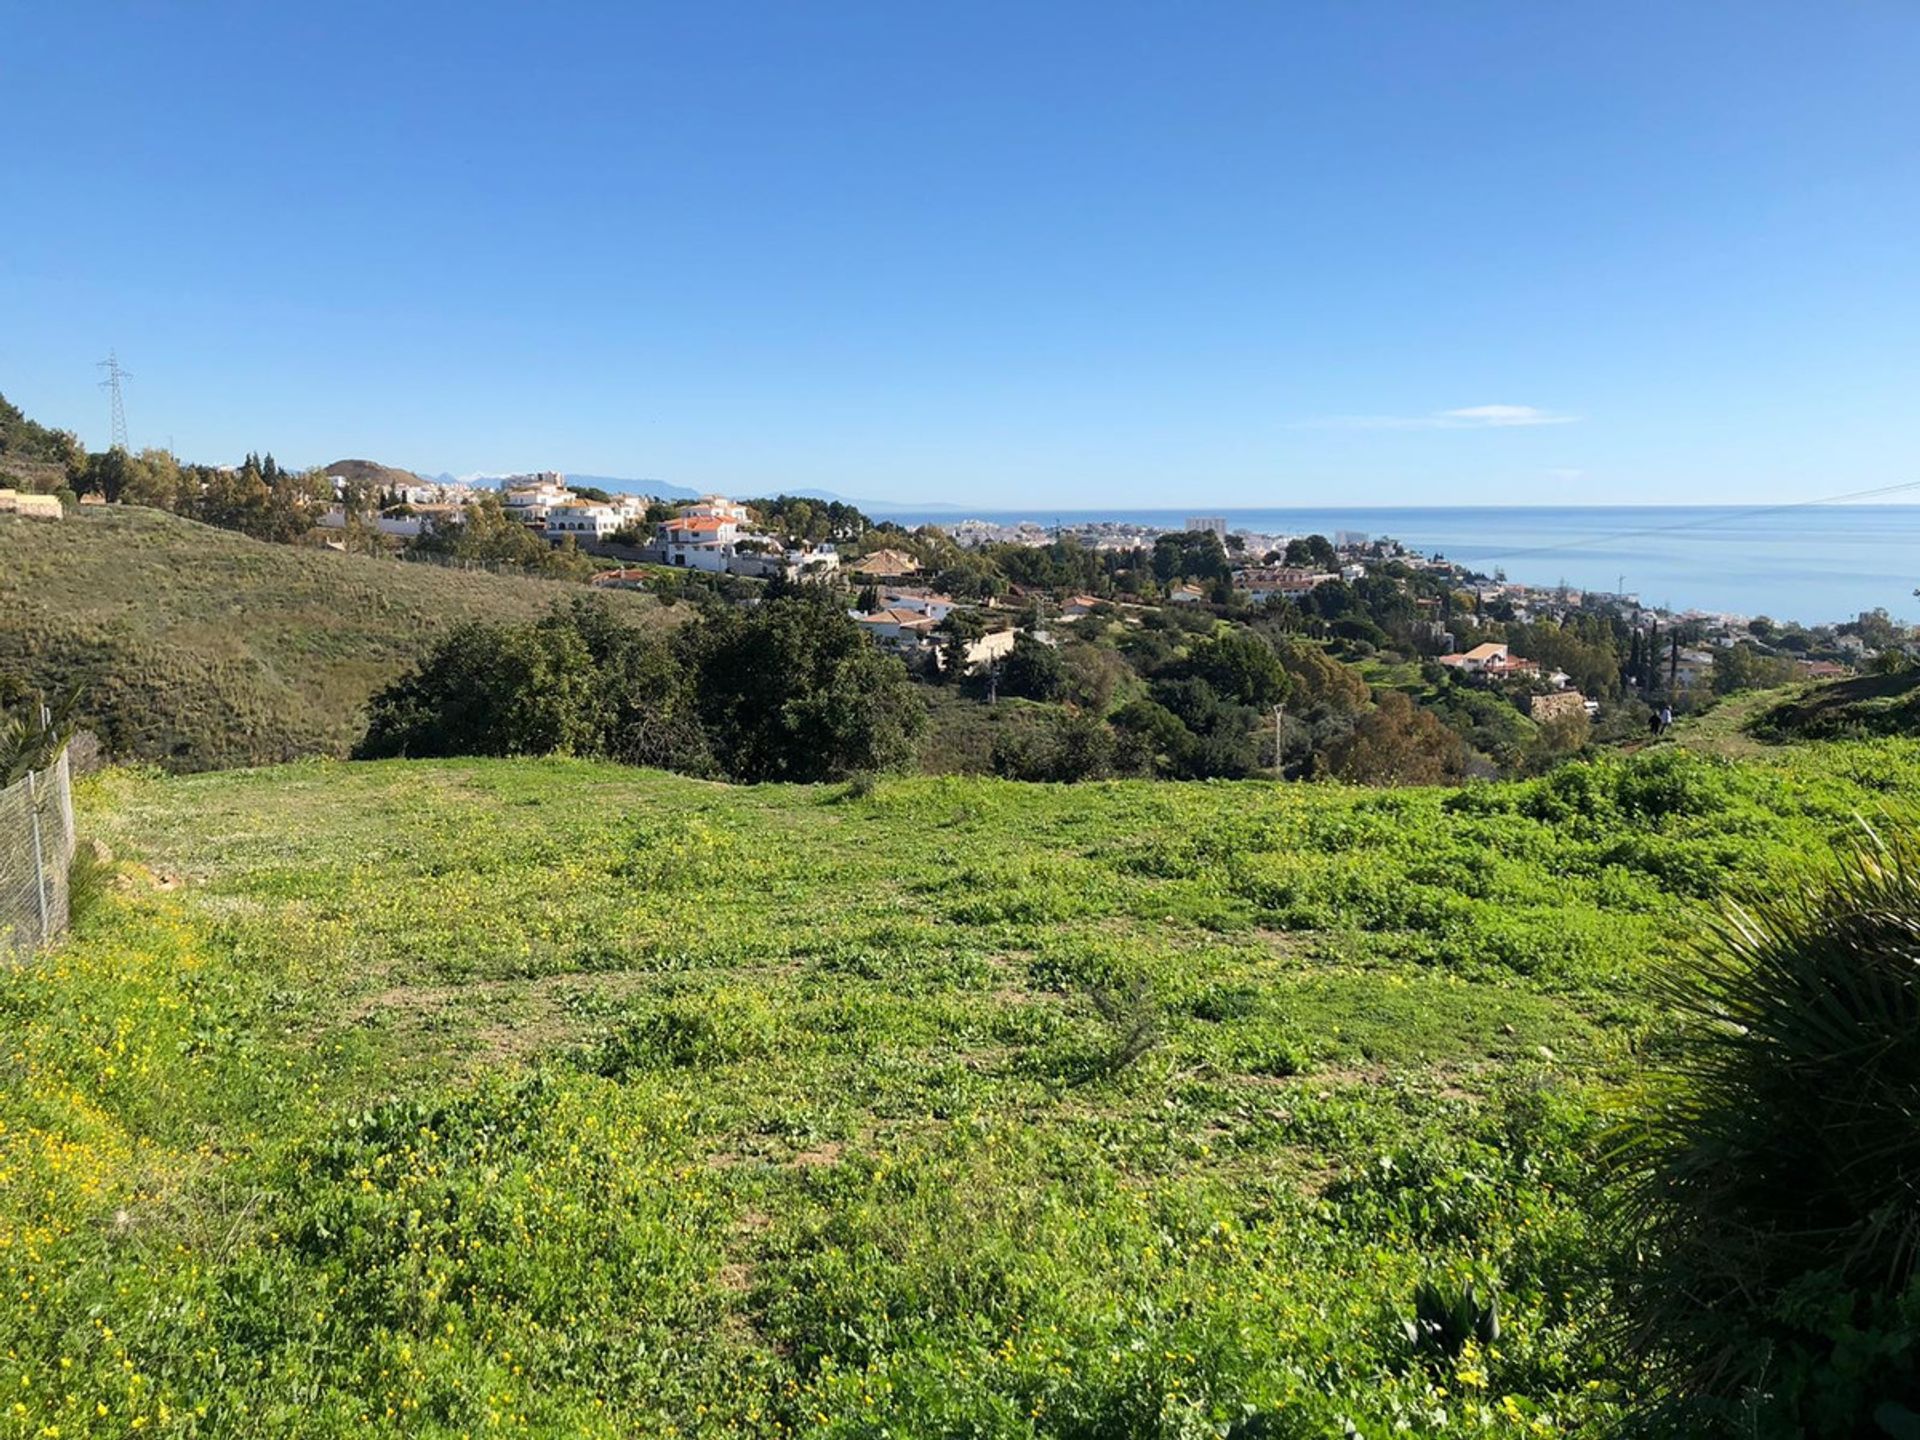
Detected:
left=3, top=1, right=1917, bottom=506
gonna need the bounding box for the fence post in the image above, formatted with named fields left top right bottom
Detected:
left=26, top=768, right=49, bottom=945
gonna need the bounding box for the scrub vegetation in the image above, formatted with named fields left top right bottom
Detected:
left=0, top=507, right=664, bottom=771
left=5, top=729, right=1919, bottom=1436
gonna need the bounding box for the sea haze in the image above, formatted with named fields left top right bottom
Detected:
left=862, top=505, right=1920, bottom=627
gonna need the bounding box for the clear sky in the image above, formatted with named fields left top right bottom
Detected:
left=4, top=1, right=1917, bottom=506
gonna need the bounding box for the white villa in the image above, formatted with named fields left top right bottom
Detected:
left=854, top=607, right=939, bottom=651
left=503, top=478, right=575, bottom=528
left=660, top=513, right=741, bottom=571
left=545, top=504, right=627, bottom=541
left=682, top=495, right=751, bottom=523
left=881, top=590, right=960, bottom=623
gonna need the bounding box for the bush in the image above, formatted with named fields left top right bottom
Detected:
left=1607, top=829, right=1920, bottom=1435
left=1325, top=691, right=1470, bottom=786
left=360, top=592, right=921, bottom=782
left=990, top=709, right=1125, bottom=782
left=1183, top=629, right=1288, bottom=707
left=680, top=588, right=926, bottom=781
left=997, top=632, right=1067, bottom=701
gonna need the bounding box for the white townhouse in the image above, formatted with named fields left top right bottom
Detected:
left=545, top=503, right=626, bottom=541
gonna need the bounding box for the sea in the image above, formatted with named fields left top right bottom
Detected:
left=862, top=504, right=1920, bottom=627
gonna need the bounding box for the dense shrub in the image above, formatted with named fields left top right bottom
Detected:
left=1326, top=691, right=1470, bottom=786
left=679, top=587, right=926, bottom=781
left=360, top=592, right=923, bottom=782
left=1182, top=630, right=1289, bottom=708
left=996, top=632, right=1068, bottom=701
left=990, top=708, right=1140, bottom=782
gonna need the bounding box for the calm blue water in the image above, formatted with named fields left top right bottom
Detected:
left=865, top=505, right=1920, bottom=626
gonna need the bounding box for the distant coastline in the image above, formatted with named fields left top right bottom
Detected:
left=860, top=504, right=1920, bottom=626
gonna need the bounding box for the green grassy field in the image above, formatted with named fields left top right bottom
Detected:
left=0, top=506, right=663, bottom=770
left=5, top=737, right=1916, bottom=1436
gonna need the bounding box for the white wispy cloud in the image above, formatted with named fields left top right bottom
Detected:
left=1295, top=403, right=1580, bottom=431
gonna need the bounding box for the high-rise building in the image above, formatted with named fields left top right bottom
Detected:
left=1186, top=516, right=1227, bottom=538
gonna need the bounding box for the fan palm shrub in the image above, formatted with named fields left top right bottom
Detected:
left=0, top=685, right=79, bottom=784
left=1608, top=826, right=1920, bottom=1436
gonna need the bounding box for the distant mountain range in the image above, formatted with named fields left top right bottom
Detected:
left=427, top=470, right=959, bottom=515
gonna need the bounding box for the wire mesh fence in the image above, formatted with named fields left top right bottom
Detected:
left=0, top=750, right=74, bottom=961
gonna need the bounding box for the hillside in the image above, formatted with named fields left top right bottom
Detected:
left=6, top=739, right=1915, bottom=1434
left=323, top=456, right=430, bottom=491
left=0, top=505, right=664, bottom=769
left=1750, top=666, right=1920, bottom=741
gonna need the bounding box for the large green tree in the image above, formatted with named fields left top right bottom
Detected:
left=1183, top=629, right=1289, bottom=708
left=408, top=493, right=596, bottom=579
left=0, top=392, right=83, bottom=471
left=681, top=590, right=926, bottom=781
left=998, top=633, right=1068, bottom=701
left=357, top=618, right=601, bottom=759
left=1151, top=530, right=1230, bottom=586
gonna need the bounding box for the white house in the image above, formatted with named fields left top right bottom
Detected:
left=659, top=514, right=740, bottom=571
left=503, top=480, right=575, bottom=528
left=1236, top=567, right=1333, bottom=603
left=1672, top=648, right=1718, bottom=689
left=545, top=504, right=626, bottom=541
left=882, top=590, right=960, bottom=623
left=962, top=629, right=1019, bottom=671
left=682, top=495, right=751, bottom=523
left=316, top=505, right=428, bottom=538
left=786, top=543, right=840, bottom=577
left=1438, top=642, right=1539, bottom=679
left=854, top=607, right=938, bottom=651
left=725, top=542, right=841, bottom=581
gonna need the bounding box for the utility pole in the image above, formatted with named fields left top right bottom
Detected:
left=97, top=350, right=131, bottom=451
left=1272, top=703, right=1286, bottom=777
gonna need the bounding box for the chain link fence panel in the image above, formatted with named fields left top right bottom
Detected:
left=0, top=751, right=74, bottom=961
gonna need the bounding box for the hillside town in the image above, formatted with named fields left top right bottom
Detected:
left=309, top=469, right=1888, bottom=728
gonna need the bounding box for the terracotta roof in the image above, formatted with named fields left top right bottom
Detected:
left=854, top=549, right=920, bottom=574
left=858, top=608, right=933, bottom=625
left=1462, top=642, right=1508, bottom=660
left=666, top=516, right=732, bottom=533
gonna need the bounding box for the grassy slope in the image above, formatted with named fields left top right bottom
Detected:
left=917, top=689, right=1067, bottom=774
left=1750, top=668, right=1920, bottom=741
left=7, top=740, right=1918, bottom=1436
left=0, top=506, right=662, bottom=769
